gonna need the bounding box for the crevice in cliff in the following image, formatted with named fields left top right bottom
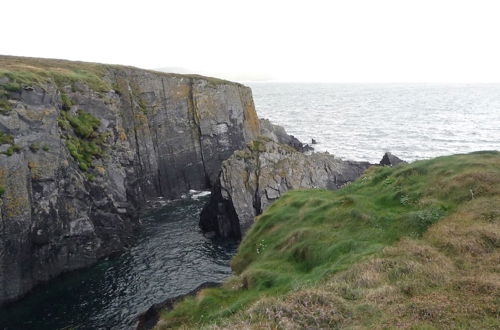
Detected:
left=129, top=88, right=144, bottom=175
left=252, top=149, right=263, bottom=216
left=188, top=80, right=211, bottom=188
left=199, top=173, right=242, bottom=240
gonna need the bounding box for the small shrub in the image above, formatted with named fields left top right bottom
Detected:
left=2, top=144, right=21, bottom=156
left=1, top=82, right=22, bottom=93
left=138, top=97, right=148, bottom=113
left=57, top=115, right=71, bottom=131
left=0, top=99, right=12, bottom=114
left=66, top=137, right=102, bottom=171
left=30, top=144, right=40, bottom=152
left=409, top=208, right=445, bottom=233
left=60, top=92, right=74, bottom=110
left=0, top=186, right=5, bottom=197
left=0, top=131, right=14, bottom=145
left=94, top=132, right=111, bottom=145
left=42, top=145, right=49, bottom=151
left=67, top=110, right=101, bottom=138
left=86, top=173, right=96, bottom=182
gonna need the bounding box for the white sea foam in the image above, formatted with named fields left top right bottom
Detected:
left=190, top=190, right=212, bottom=200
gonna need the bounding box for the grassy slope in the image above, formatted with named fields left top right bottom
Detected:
left=158, top=151, right=500, bottom=329
left=0, top=55, right=240, bottom=91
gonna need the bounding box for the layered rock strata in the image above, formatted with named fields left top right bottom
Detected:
left=0, top=56, right=260, bottom=304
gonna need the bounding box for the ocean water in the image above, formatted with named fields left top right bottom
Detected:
left=0, top=195, right=237, bottom=330
left=249, top=83, right=500, bottom=163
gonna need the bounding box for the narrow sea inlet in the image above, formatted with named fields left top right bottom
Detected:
left=0, top=194, right=237, bottom=330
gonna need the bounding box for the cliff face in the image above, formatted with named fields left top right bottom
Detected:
left=0, top=56, right=260, bottom=304
left=199, top=138, right=372, bottom=239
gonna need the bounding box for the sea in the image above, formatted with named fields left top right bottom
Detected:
left=249, top=83, right=500, bottom=163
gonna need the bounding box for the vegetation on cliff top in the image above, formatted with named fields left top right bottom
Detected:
left=158, top=151, right=500, bottom=329
left=0, top=55, right=242, bottom=93
left=0, top=55, right=112, bottom=92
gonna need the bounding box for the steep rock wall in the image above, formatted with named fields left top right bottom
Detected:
left=0, top=56, right=260, bottom=304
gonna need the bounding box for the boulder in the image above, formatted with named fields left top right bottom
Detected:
left=380, top=152, right=406, bottom=166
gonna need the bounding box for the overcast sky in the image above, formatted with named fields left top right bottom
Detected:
left=2, top=0, right=500, bottom=82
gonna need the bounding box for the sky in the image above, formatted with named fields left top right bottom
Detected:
left=2, top=0, right=500, bottom=83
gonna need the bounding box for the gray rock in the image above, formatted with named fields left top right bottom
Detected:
left=200, top=138, right=372, bottom=239
left=380, top=152, right=406, bottom=166
left=259, top=118, right=313, bottom=152
left=0, top=57, right=260, bottom=305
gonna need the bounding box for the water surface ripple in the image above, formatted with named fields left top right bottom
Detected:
left=250, top=83, right=500, bottom=162
left=0, top=195, right=237, bottom=330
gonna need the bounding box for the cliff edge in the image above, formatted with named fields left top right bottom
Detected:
left=0, top=55, right=260, bottom=304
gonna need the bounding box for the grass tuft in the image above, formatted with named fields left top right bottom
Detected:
left=0, top=131, right=14, bottom=145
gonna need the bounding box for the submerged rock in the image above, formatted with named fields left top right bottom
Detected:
left=200, top=138, right=372, bottom=239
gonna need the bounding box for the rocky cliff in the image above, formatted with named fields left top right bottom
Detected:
left=0, top=55, right=260, bottom=305
left=200, top=137, right=372, bottom=239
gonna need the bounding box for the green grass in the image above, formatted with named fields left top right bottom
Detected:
left=0, top=55, right=243, bottom=94
left=0, top=99, right=12, bottom=114
left=66, top=137, right=102, bottom=171
left=58, top=109, right=104, bottom=171
left=29, top=144, right=39, bottom=152
left=0, top=56, right=112, bottom=92
left=64, top=110, right=101, bottom=138
left=2, top=144, right=22, bottom=156
left=1, top=81, right=22, bottom=92
left=60, top=92, right=74, bottom=110
left=0, top=131, right=14, bottom=145
left=158, top=151, right=500, bottom=329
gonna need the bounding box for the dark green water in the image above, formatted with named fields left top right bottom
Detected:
left=0, top=194, right=237, bottom=330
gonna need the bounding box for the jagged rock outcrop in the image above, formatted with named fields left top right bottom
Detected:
left=200, top=138, right=372, bottom=239
left=380, top=152, right=406, bottom=166
left=0, top=56, right=260, bottom=305
left=259, top=118, right=313, bottom=152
